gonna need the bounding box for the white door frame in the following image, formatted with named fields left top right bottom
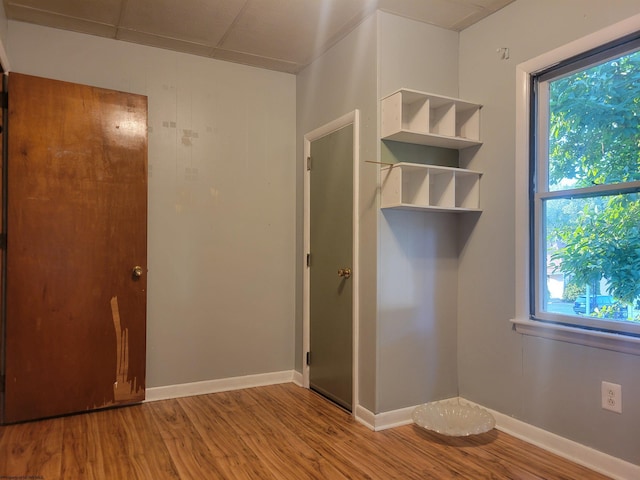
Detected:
left=303, top=110, right=360, bottom=412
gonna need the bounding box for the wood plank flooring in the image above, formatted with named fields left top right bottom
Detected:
left=0, top=383, right=611, bottom=479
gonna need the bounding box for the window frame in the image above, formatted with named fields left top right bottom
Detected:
left=532, top=42, right=640, bottom=335
left=512, top=13, right=640, bottom=354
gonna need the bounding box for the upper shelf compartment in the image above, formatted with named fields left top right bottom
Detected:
left=381, top=89, right=482, bottom=149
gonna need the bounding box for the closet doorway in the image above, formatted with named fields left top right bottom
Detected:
left=303, top=111, right=359, bottom=412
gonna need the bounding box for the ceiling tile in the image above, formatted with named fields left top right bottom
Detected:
left=3, top=0, right=518, bottom=73
left=117, top=28, right=214, bottom=57
left=378, top=0, right=479, bottom=30
left=447, top=0, right=514, bottom=30
left=220, top=0, right=376, bottom=65
left=119, top=0, right=246, bottom=47
left=450, top=0, right=512, bottom=11
left=5, top=4, right=117, bottom=37
left=5, top=0, right=124, bottom=25
left=212, top=48, right=302, bottom=74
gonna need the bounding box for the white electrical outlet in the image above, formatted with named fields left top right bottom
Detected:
left=601, top=381, right=622, bottom=413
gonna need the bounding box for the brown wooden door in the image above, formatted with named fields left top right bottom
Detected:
left=2, top=73, right=147, bottom=423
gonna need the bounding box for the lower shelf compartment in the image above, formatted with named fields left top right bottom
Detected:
left=380, top=162, right=482, bottom=212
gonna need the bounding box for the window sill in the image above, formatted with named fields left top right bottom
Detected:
left=511, top=318, right=640, bottom=356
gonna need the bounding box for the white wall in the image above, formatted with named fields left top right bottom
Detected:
left=376, top=13, right=461, bottom=412
left=296, top=13, right=378, bottom=411
left=459, top=0, right=640, bottom=464
left=378, top=12, right=459, bottom=99
left=7, top=21, right=297, bottom=388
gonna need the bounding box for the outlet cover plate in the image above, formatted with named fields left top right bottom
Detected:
left=602, top=381, right=622, bottom=413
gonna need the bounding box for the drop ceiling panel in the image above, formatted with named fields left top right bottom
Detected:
left=378, top=0, right=479, bottom=30
left=447, top=0, right=512, bottom=30
left=212, top=48, right=301, bottom=74
left=449, top=10, right=493, bottom=31
left=453, top=0, right=510, bottom=9
left=5, top=0, right=123, bottom=25
left=119, top=0, right=246, bottom=46
left=117, top=28, right=214, bottom=57
left=5, top=4, right=117, bottom=37
left=220, top=0, right=374, bottom=64
left=3, top=0, right=516, bottom=73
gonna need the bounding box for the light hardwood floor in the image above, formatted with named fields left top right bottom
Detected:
left=0, top=383, right=610, bottom=479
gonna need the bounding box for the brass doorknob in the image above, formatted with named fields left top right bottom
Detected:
left=338, top=268, right=352, bottom=279
left=132, top=266, right=143, bottom=278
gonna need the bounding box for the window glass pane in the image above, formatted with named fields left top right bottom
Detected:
left=547, top=49, right=640, bottom=192
left=543, top=193, right=640, bottom=324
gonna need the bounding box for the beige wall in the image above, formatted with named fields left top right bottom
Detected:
left=7, top=21, right=297, bottom=388
left=458, top=0, right=640, bottom=464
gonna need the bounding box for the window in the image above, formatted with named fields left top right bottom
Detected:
left=530, top=34, right=640, bottom=336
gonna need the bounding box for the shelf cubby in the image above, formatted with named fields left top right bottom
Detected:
left=380, top=163, right=482, bottom=212
left=454, top=170, right=481, bottom=209
left=381, top=89, right=482, bottom=149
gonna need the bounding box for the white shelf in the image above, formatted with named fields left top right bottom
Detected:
left=381, top=89, right=482, bottom=149
left=380, top=163, right=482, bottom=212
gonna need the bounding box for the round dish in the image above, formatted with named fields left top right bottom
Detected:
left=412, top=400, right=495, bottom=437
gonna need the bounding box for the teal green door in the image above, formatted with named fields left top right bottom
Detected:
left=309, top=125, right=353, bottom=411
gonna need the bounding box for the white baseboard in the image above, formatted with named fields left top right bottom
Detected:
left=354, top=405, right=376, bottom=430
left=145, top=370, right=297, bottom=402
left=355, top=404, right=415, bottom=431
left=486, top=405, right=640, bottom=480
left=360, top=398, right=639, bottom=480
left=291, top=370, right=304, bottom=387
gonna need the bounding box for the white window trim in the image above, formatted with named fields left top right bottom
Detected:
left=512, top=12, right=640, bottom=355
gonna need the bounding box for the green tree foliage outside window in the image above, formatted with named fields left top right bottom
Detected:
left=546, top=48, right=640, bottom=321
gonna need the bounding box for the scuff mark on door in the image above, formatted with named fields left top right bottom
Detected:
left=110, top=296, right=141, bottom=402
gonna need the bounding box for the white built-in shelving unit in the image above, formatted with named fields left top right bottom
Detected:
left=380, top=163, right=481, bottom=212
left=380, top=89, right=483, bottom=212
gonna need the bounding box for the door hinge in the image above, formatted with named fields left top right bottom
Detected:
left=0, top=233, right=6, bottom=250
left=306, top=352, right=311, bottom=366
left=306, top=156, right=312, bottom=171
left=306, top=253, right=311, bottom=267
